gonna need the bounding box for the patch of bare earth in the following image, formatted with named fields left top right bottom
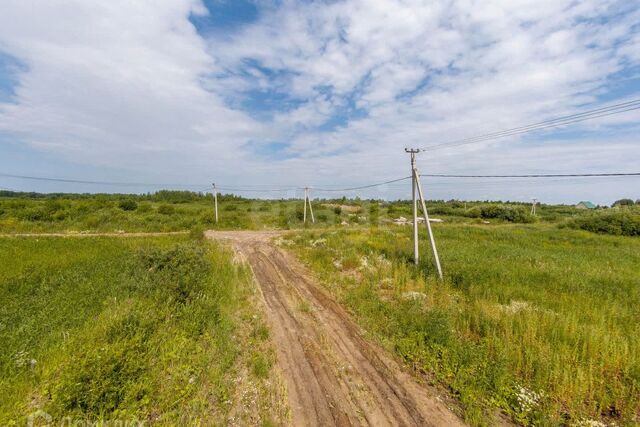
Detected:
left=207, top=230, right=465, bottom=427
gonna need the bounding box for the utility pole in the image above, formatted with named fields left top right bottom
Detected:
left=531, top=198, right=537, bottom=216
left=303, top=187, right=315, bottom=223
left=405, top=148, right=443, bottom=279
left=211, top=183, right=218, bottom=224
left=410, top=152, right=419, bottom=265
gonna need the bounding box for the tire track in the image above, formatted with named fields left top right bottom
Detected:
left=207, top=230, right=465, bottom=427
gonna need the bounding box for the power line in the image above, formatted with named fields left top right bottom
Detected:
left=3, top=170, right=639, bottom=195
left=420, top=172, right=640, bottom=178
left=0, top=173, right=207, bottom=189
left=215, top=186, right=297, bottom=193
left=311, top=176, right=411, bottom=192
left=420, top=98, right=640, bottom=152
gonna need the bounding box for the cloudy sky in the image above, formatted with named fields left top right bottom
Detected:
left=0, top=0, right=638, bottom=203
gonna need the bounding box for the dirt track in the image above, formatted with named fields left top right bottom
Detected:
left=207, top=230, right=464, bottom=427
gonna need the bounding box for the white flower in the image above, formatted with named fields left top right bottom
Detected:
left=515, top=384, right=542, bottom=413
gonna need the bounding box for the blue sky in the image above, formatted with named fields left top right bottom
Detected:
left=0, top=0, right=639, bottom=203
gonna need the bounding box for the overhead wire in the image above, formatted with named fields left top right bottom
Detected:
left=3, top=171, right=640, bottom=196
left=310, top=176, right=412, bottom=192
left=420, top=172, right=640, bottom=178
left=0, top=173, right=207, bottom=189
left=420, top=98, right=640, bottom=152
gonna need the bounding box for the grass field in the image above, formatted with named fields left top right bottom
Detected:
left=287, top=224, right=640, bottom=425
left=1, top=191, right=639, bottom=425
left=2, top=190, right=634, bottom=234
left=0, top=235, right=285, bottom=425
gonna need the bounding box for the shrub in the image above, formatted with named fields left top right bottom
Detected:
left=612, top=198, right=634, bottom=207
left=334, top=206, right=342, bottom=215
left=137, top=202, right=152, bottom=213
left=430, top=206, right=454, bottom=215
left=466, top=207, right=481, bottom=218
left=136, top=244, right=210, bottom=302
left=474, top=205, right=534, bottom=223
left=118, top=199, right=138, bottom=211
left=199, top=211, right=216, bottom=225
left=566, top=212, right=640, bottom=236
left=157, top=204, right=175, bottom=215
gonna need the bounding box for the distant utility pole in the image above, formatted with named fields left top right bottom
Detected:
left=531, top=198, right=537, bottom=216
left=211, top=183, right=218, bottom=224
left=303, top=187, right=315, bottom=223
left=405, top=149, right=443, bottom=279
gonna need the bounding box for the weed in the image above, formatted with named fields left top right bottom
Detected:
left=0, top=237, right=265, bottom=424
left=289, top=225, right=640, bottom=425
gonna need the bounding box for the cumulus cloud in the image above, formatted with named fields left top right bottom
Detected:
left=0, top=0, right=639, bottom=202
left=0, top=0, right=266, bottom=176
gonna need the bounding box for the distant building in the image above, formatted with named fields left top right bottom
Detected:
left=576, top=201, right=596, bottom=209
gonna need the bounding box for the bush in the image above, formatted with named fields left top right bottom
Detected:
left=566, top=212, right=640, bottom=236
left=334, top=206, right=342, bottom=215
left=136, top=244, right=210, bottom=302
left=137, top=202, right=152, bottom=213
left=118, top=199, right=138, bottom=211
left=430, top=206, right=454, bottom=216
left=472, top=205, right=534, bottom=223
left=612, top=198, right=635, bottom=207
left=157, top=204, right=175, bottom=215
left=466, top=207, right=481, bottom=218
left=199, top=211, right=216, bottom=225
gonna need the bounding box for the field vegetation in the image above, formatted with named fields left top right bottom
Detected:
left=287, top=224, right=640, bottom=425
left=1, top=190, right=639, bottom=425
left=2, top=190, right=637, bottom=236
left=0, top=235, right=285, bottom=425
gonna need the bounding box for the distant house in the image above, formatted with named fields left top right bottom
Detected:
left=576, top=201, right=596, bottom=209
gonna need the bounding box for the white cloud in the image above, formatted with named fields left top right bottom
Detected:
left=0, top=0, right=266, bottom=176
left=0, top=0, right=639, bottom=203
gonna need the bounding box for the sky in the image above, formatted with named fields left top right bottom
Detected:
left=0, top=0, right=639, bottom=204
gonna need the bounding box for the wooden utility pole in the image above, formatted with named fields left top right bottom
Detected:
left=411, top=154, right=419, bottom=264
left=405, top=149, right=443, bottom=279
left=531, top=198, right=537, bottom=216
left=308, top=188, right=315, bottom=223
left=303, top=187, right=315, bottom=223
left=212, top=183, right=218, bottom=224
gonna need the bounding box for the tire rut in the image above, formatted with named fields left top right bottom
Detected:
left=207, top=230, right=465, bottom=427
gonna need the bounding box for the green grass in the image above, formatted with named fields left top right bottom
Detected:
left=1, top=190, right=618, bottom=234
left=287, top=224, right=640, bottom=425
left=0, top=236, right=283, bottom=425
left=2, top=191, right=638, bottom=425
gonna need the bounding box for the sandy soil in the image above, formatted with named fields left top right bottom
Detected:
left=207, top=230, right=465, bottom=427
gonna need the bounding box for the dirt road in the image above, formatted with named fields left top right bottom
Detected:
left=207, top=230, right=464, bottom=427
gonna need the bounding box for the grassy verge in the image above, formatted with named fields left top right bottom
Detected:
left=0, top=236, right=285, bottom=425
left=286, top=224, right=640, bottom=425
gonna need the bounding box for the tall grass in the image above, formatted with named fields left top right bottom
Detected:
left=0, top=236, right=281, bottom=425
left=0, top=191, right=604, bottom=234
left=288, top=224, right=640, bottom=425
